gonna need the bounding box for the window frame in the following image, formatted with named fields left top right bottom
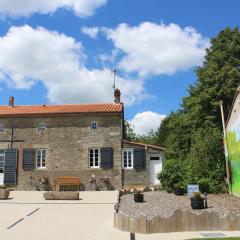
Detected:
left=0, top=150, right=5, bottom=170
left=122, top=148, right=134, bottom=169
left=89, top=148, right=100, bottom=168
left=37, top=123, right=47, bottom=132
left=0, top=123, right=4, bottom=133
left=36, top=149, right=46, bottom=169
left=90, top=121, right=97, bottom=130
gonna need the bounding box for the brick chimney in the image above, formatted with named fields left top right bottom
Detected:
left=9, top=96, right=14, bottom=107
left=114, top=88, right=121, bottom=104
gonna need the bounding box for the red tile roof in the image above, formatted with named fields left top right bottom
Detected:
left=0, top=103, right=123, bottom=117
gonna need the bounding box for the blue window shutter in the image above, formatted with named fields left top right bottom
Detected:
left=133, top=149, right=146, bottom=170
left=23, top=149, right=35, bottom=170
left=100, top=148, right=113, bottom=169
left=4, top=149, right=18, bottom=185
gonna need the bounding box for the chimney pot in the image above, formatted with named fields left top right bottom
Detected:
left=9, top=96, right=14, bottom=107
left=114, top=89, right=121, bottom=104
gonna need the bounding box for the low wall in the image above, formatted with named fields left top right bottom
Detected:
left=114, top=209, right=240, bottom=234
left=114, top=191, right=240, bottom=234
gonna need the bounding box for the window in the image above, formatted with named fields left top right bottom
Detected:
left=36, top=149, right=46, bottom=169
left=0, top=150, right=4, bottom=170
left=0, top=123, right=3, bottom=132
left=150, top=156, right=160, bottom=161
left=89, top=148, right=100, bottom=168
left=90, top=121, right=97, bottom=130
left=37, top=123, right=47, bottom=132
left=122, top=149, right=133, bottom=169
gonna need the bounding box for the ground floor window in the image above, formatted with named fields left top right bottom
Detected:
left=36, top=149, right=46, bottom=169
left=0, top=150, right=4, bottom=170
left=122, top=149, right=133, bottom=169
left=89, top=148, right=100, bottom=168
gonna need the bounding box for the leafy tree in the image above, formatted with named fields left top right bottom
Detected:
left=123, top=120, right=136, bottom=141
left=158, top=27, right=240, bottom=193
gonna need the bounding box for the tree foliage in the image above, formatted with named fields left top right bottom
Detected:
left=158, top=27, right=240, bottom=193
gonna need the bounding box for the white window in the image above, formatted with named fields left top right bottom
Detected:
left=37, top=123, right=47, bottom=132
left=89, top=148, right=100, bottom=168
left=90, top=121, right=97, bottom=130
left=0, top=123, right=4, bottom=132
left=122, top=149, right=133, bottom=169
left=0, top=150, right=4, bottom=170
left=36, top=149, right=46, bottom=169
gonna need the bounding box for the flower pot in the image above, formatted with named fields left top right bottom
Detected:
left=134, top=193, right=144, bottom=202
left=174, top=188, right=185, bottom=196
left=0, top=189, right=10, bottom=199
left=191, top=197, right=205, bottom=209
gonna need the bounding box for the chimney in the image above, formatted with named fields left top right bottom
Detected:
left=9, top=96, right=14, bottom=107
left=114, top=88, right=121, bottom=104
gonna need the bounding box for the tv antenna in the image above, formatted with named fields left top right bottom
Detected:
left=113, top=69, right=117, bottom=90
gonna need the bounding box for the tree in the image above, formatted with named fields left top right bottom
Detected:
left=158, top=27, right=240, bottom=193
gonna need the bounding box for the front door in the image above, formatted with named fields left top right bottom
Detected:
left=149, top=156, right=162, bottom=185
left=0, top=150, right=5, bottom=185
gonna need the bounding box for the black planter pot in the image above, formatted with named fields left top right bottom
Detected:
left=134, top=193, right=144, bottom=203
left=174, top=188, right=185, bottom=196
left=191, top=197, right=205, bottom=209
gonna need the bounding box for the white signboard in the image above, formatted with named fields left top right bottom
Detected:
left=187, top=184, right=199, bottom=197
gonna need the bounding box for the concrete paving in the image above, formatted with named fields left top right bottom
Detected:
left=0, top=191, right=240, bottom=240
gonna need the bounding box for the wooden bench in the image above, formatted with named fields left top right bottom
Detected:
left=53, top=176, right=80, bottom=191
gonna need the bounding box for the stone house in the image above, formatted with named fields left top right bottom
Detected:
left=0, top=90, right=164, bottom=190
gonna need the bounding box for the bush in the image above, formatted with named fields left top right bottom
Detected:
left=158, top=159, right=186, bottom=192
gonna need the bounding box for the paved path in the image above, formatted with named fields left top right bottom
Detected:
left=0, top=191, right=240, bottom=240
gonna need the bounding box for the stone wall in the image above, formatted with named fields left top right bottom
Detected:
left=0, top=113, right=123, bottom=190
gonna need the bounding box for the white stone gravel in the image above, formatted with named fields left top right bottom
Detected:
left=119, top=191, right=240, bottom=220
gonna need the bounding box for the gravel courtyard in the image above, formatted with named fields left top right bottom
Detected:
left=119, top=191, right=240, bottom=220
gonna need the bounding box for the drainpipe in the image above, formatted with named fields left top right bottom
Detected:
left=220, top=100, right=232, bottom=194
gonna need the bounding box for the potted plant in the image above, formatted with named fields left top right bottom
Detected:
left=134, top=190, right=144, bottom=203
left=174, top=183, right=185, bottom=196
left=0, top=186, right=10, bottom=199
left=190, top=192, right=205, bottom=209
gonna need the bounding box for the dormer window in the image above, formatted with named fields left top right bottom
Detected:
left=90, top=121, right=97, bottom=130
left=37, top=123, right=47, bottom=132
left=0, top=123, right=3, bottom=133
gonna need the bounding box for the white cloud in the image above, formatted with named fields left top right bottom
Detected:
left=0, top=25, right=145, bottom=106
left=81, top=26, right=99, bottom=38
left=0, top=0, right=107, bottom=18
left=103, top=22, right=209, bottom=76
left=129, top=111, right=166, bottom=135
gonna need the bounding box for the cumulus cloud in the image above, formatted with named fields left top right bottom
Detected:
left=81, top=26, right=100, bottom=38
left=0, top=0, right=107, bottom=18
left=0, top=25, right=145, bottom=105
left=129, top=111, right=166, bottom=135
left=102, top=22, right=209, bottom=76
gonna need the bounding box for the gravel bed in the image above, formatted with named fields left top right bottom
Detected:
left=119, top=191, right=240, bottom=220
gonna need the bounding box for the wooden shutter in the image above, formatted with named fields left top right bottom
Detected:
left=100, top=148, right=113, bottom=169
left=133, top=149, right=146, bottom=170
left=23, top=149, right=35, bottom=170
left=4, top=149, right=18, bottom=185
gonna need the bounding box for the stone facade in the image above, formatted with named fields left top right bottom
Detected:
left=122, top=142, right=164, bottom=187
left=0, top=113, right=123, bottom=190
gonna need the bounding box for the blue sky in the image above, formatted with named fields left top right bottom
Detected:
left=0, top=0, right=239, bottom=134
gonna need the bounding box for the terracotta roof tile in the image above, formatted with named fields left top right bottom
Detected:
left=0, top=103, right=123, bottom=117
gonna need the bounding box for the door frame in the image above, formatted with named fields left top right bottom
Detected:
left=149, top=155, right=162, bottom=185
